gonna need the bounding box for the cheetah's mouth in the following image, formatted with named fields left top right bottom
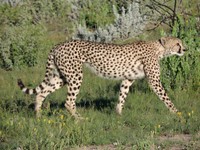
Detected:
left=176, top=47, right=185, bottom=56
left=176, top=52, right=184, bottom=56
left=176, top=50, right=184, bottom=56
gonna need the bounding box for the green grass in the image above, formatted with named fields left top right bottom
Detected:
left=0, top=67, right=200, bottom=150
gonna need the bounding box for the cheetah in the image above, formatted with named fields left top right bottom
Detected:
left=18, top=37, right=186, bottom=118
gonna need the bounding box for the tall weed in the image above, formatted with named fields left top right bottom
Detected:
left=161, top=16, right=200, bottom=89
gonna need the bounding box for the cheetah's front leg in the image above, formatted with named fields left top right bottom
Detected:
left=116, top=79, right=134, bottom=115
left=149, top=79, right=178, bottom=113
left=145, top=64, right=178, bottom=113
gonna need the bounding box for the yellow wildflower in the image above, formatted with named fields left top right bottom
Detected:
left=188, top=112, right=191, bottom=117
left=48, top=120, right=52, bottom=124
left=60, top=115, right=64, bottom=120
left=33, top=128, right=37, bottom=132
left=177, top=112, right=182, bottom=116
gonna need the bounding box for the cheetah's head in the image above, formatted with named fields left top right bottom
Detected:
left=159, top=37, right=186, bottom=57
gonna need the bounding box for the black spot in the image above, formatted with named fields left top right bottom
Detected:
left=25, top=89, right=29, bottom=94
left=33, top=89, right=37, bottom=94
left=17, top=79, right=25, bottom=89
left=39, top=84, right=44, bottom=90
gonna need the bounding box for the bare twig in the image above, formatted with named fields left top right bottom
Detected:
left=146, top=16, right=173, bottom=31
left=172, top=0, right=177, bottom=26
left=147, top=0, right=181, bottom=29
left=151, top=0, right=174, bottom=12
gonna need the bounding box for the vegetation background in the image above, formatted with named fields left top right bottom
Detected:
left=0, top=0, right=200, bottom=149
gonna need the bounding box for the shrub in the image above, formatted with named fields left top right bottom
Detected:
left=0, top=25, right=48, bottom=70
left=161, top=16, right=200, bottom=89
left=0, top=0, right=71, bottom=70
left=78, top=0, right=114, bottom=29
left=73, top=1, right=150, bottom=42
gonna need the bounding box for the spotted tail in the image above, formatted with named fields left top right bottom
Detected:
left=17, top=51, right=55, bottom=95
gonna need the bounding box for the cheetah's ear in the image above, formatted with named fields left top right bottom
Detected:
left=159, top=37, right=167, bottom=46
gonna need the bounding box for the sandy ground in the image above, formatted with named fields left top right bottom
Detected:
left=70, top=132, right=200, bottom=150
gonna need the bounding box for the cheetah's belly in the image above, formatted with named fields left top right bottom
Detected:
left=84, top=62, right=145, bottom=80
left=122, top=63, right=145, bottom=80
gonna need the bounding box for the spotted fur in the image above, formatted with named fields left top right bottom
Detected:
left=18, top=37, right=186, bottom=118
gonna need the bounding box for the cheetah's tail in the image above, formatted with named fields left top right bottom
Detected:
left=17, top=50, right=56, bottom=95
left=17, top=79, right=44, bottom=95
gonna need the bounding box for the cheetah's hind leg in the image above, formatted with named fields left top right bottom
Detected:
left=62, top=68, right=84, bottom=120
left=34, top=75, right=66, bottom=117
left=18, top=75, right=66, bottom=118
left=116, top=79, right=134, bottom=115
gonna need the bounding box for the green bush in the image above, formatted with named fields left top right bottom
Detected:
left=79, top=0, right=115, bottom=29
left=161, top=16, right=200, bottom=89
left=0, top=3, right=32, bottom=27
left=29, top=0, right=71, bottom=25
left=0, top=0, right=71, bottom=70
left=0, top=25, right=48, bottom=70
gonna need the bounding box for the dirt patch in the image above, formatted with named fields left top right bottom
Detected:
left=156, top=132, right=200, bottom=150
left=70, top=133, right=200, bottom=150
left=158, top=133, right=192, bottom=143
left=70, top=144, right=129, bottom=150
